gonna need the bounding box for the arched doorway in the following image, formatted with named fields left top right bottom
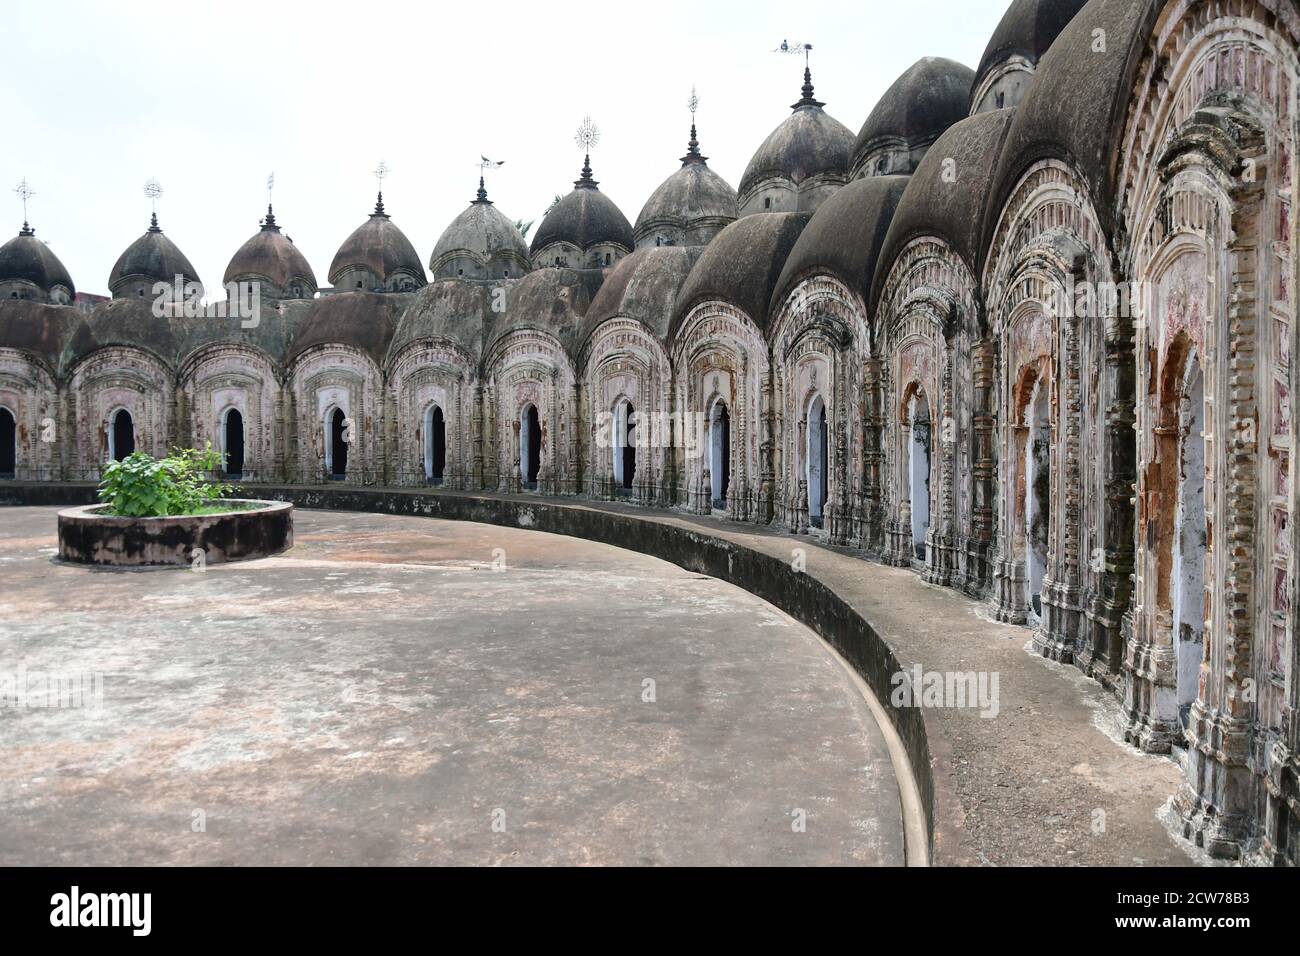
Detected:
left=1170, top=356, right=1206, bottom=729
left=425, top=405, right=445, bottom=485
left=328, top=407, right=348, bottom=480
left=807, top=395, right=828, bottom=528
left=613, top=400, right=635, bottom=493
left=222, top=408, right=245, bottom=479
left=709, top=399, right=730, bottom=508
left=109, top=409, right=135, bottom=462
left=0, top=406, right=15, bottom=478
left=907, top=390, right=931, bottom=559
left=520, top=404, right=541, bottom=489
left=1022, top=374, right=1051, bottom=619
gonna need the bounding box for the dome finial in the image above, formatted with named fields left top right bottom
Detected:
left=370, top=161, right=391, bottom=217
left=13, top=178, right=36, bottom=234
left=143, top=177, right=164, bottom=231
left=262, top=203, right=279, bottom=231
left=574, top=117, right=601, bottom=189
left=773, top=40, right=823, bottom=110
left=682, top=86, right=708, bottom=165
left=576, top=153, right=598, bottom=188
left=475, top=156, right=503, bottom=203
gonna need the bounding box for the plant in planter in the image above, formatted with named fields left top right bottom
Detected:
left=60, top=444, right=290, bottom=566
left=98, top=443, right=242, bottom=517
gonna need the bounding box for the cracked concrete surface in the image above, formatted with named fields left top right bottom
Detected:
left=0, top=507, right=904, bottom=866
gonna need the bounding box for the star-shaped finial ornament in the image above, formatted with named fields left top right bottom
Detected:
left=14, top=178, right=35, bottom=222
left=575, top=116, right=600, bottom=154
left=143, top=177, right=164, bottom=218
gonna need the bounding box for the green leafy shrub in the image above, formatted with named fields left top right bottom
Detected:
left=98, top=444, right=240, bottom=517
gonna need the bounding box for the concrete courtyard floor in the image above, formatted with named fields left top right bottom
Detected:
left=0, top=506, right=904, bottom=866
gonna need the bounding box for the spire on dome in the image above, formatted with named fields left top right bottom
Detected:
left=261, top=203, right=280, bottom=232
left=681, top=86, right=708, bottom=165
left=372, top=160, right=390, bottom=217
left=792, top=64, right=824, bottom=110
left=473, top=177, right=493, bottom=205
left=13, top=178, right=35, bottom=235
left=574, top=154, right=600, bottom=189
left=773, top=40, right=823, bottom=110
left=574, top=117, right=601, bottom=189
left=143, top=177, right=164, bottom=231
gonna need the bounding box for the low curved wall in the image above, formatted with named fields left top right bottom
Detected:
left=57, top=500, right=293, bottom=566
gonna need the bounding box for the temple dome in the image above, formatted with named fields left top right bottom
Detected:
left=634, top=122, right=738, bottom=250
left=872, top=108, right=1016, bottom=310
left=329, top=193, right=427, bottom=292
left=0, top=299, right=81, bottom=372
left=983, top=0, right=1163, bottom=254
left=285, top=291, right=406, bottom=368
left=108, top=215, right=201, bottom=300
left=389, top=277, right=494, bottom=363
left=485, top=267, right=604, bottom=361
left=738, top=68, right=853, bottom=218
left=771, top=175, right=910, bottom=316
left=224, top=205, right=318, bottom=299
left=672, top=211, right=810, bottom=339
left=530, top=158, right=635, bottom=270
left=0, top=224, right=75, bottom=304
left=971, top=0, right=1088, bottom=114
left=582, top=245, right=702, bottom=345
left=70, top=297, right=179, bottom=366
left=429, top=181, right=531, bottom=281
left=851, top=57, right=975, bottom=179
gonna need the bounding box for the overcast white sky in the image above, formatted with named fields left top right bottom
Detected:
left=3, top=0, right=1010, bottom=296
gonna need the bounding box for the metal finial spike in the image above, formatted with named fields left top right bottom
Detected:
left=14, top=178, right=35, bottom=226
left=774, top=41, right=822, bottom=109
left=475, top=177, right=491, bottom=204
left=372, top=162, right=390, bottom=215
left=573, top=117, right=600, bottom=186
left=143, top=177, right=163, bottom=220
left=263, top=203, right=278, bottom=230
left=148, top=211, right=161, bottom=233
left=682, top=86, right=706, bottom=165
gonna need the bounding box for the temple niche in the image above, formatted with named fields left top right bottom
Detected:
left=0, top=0, right=1295, bottom=866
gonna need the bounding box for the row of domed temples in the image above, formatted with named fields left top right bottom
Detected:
left=1, top=0, right=1297, bottom=864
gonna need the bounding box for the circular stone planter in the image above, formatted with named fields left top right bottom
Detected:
left=57, top=500, right=293, bottom=567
